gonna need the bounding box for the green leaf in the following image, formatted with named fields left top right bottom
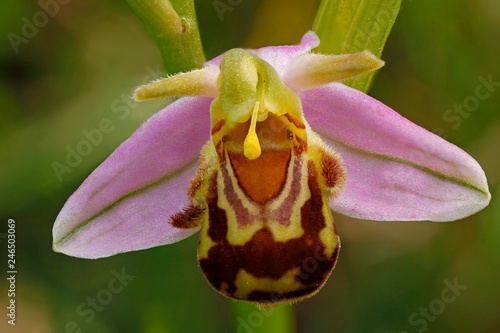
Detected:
left=124, top=0, right=205, bottom=74
left=312, top=0, right=402, bottom=92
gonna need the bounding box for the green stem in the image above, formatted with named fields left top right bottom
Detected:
left=124, top=0, right=205, bottom=74
left=312, top=0, right=402, bottom=92
left=232, top=301, right=296, bottom=333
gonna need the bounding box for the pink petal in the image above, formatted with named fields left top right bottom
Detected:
left=301, top=83, right=490, bottom=221
left=53, top=97, right=212, bottom=258
left=207, top=31, right=320, bottom=77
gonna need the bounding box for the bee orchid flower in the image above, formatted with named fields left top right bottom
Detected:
left=52, top=32, right=490, bottom=305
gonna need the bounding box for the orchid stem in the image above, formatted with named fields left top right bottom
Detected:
left=124, top=0, right=205, bottom=74
left=232, top=301, right=296, bottom=333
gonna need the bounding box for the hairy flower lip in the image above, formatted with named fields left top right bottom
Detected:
left=52, top=31, right=490, bottom=259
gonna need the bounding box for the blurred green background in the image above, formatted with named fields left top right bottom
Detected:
left=0, top=0, right=499, bottom=332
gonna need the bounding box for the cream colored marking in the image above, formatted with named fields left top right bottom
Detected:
left=219, top=152, right=262, bottom=246
left=319, top=198, right=338, bottom=258
left=197, top=212, right=216, bottom=260
left=266, top=153, right=310, bottom=242
left=233, top=268, right=305, bottom=299
left=222, top=151, right=311, bottom=245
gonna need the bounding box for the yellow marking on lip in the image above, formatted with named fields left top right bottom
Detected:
left=198, top=215, right=216, bottom=260
left=266, top=154, right=310, bottom=242
left=222, top=151, right=308, bottom=245
left=218, top=156, right=262, bottom=246
left=319, top=199, right=338, bottom=258
left=233, top=268, right=304, bottom=299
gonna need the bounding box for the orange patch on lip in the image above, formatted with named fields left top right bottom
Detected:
left=229, top=150, right=291, bottom=204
